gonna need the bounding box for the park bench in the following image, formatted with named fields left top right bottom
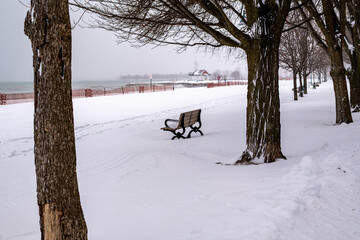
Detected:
left=161, top=109, right=204, bottom=140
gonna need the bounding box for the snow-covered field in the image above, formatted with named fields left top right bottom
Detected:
left=0, top=81, right=359, bottom=240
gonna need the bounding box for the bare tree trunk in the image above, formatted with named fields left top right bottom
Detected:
left=298, top=72, right=304, bottom=97
left=293, top=72, right=298, bottom=101
left=235, top=3, right=288, bottom=164
left=236, top=38, right=286, bottom=164
left=24, top=0, right=88, bottom=239
left=347, top=1, right=360, bottom=112
left=303, top=72, right=309, bottom=94
left=348, top=67, right=360, bottom=112
left=329, top=49, right=353, bottom=124
left=347, top=48, right=360, bottom=112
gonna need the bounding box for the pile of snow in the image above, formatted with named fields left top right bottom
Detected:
left=0, top=81, right=359, bottom=240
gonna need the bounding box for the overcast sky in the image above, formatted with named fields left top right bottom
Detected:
left=0, top=1, right=246, bottom=82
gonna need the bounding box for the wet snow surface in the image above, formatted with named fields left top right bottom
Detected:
left=1, top=81, right=359, bottom=239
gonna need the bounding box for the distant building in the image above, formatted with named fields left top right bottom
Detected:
left=189, top=69, right=211, bottom=81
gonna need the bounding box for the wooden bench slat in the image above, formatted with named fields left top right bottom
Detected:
left=183, top=112, right=199, bottom=126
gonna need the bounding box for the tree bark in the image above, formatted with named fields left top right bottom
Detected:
left=322, top=1, right=352, bottom=124
left=24, top=0, right=88, bottom=239
left=346, top=39, right=360, bottom=112
left=235, top=3, right=288, bottom=164
left=293, top=72, right=298, bottom=101
left=347, top=0, right=360, bottom=112
left=298, top=72, right=304, bottom=97
left=238, top=41, right=286, bottom=164
left=236, top=5, right=287, bottom=164
left=329, top=49, right=353, bottom=124
left=348, top=66, right=360, bottom=112
left=302, top=72, right=309, bottom=94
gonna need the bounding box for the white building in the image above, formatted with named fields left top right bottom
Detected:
left=189, top=69, right=210, bottom=81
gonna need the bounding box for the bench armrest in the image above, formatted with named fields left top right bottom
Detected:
left=164, top=119, right=179, bottom=128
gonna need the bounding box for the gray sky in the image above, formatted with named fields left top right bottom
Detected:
left=0, top=1, right=246, bottom=82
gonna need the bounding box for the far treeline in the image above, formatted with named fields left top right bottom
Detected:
left=117, top=70, right=246, bottom=81
left=25, top=1, right=360, bottom=239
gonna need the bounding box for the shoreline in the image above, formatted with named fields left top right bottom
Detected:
left=0, top=80, right=247, bottom=105
left=0, top=79, right=248, bottom=94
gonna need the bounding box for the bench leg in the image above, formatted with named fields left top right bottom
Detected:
left=170, top=128, right=186, bottom=140
left=172, top=133, right=186, bottom=140
left=187, top=126, right=203, bottom=138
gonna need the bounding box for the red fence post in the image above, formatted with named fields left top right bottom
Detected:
left=0, top=94, right=6, bottom=105
left=85, top=89, right=93, bottom=97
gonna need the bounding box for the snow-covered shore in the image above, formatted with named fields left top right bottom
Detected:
left=0, top=81, right=359, bottom=240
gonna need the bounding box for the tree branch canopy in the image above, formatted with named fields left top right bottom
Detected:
left=72, top=0, right=290, bottom=52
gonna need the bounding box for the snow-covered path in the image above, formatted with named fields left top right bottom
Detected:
left=0, top=81, right=359, bottom=240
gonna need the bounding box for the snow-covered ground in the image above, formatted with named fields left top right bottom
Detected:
left=0, top=81, right=359, bottom=240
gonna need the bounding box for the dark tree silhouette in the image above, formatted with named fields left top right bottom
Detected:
left=24, top=0, right=88, bottom=238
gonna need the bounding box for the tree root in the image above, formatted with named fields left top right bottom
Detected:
left=234, top=151, right=255, bottom=165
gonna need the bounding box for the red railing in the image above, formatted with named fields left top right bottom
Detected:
left=0, top=92, right=34, bottom=105
left=1, top=93, right=7, bottom=105
left=207, top=81, right=248, bottom=88
left=0, top=84, right=175, bottom=105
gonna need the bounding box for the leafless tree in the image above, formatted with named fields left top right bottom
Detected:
left=24, top=0, right=88, bottom=238
left=73, top=0, right=296, bottom=163
left=298, top=0, right=353, bottom=124
left=312, top=45, right=330, bottom=84
left=279, top=24, right=308, bottom=100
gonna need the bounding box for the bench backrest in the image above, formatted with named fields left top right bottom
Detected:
left=179, top=109, right=201, bottom=128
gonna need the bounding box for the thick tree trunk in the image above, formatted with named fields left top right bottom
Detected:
left=320, top=0, right=352, bottom=124
left=236, top=38, right=286, bottom=164
left=293, top=72, right=298, bottom=101
left=24, top=0, right=88, bottom=239
left=329, top=49, right=353, bottom=124
left=235, top=3, right=288, bottom=164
